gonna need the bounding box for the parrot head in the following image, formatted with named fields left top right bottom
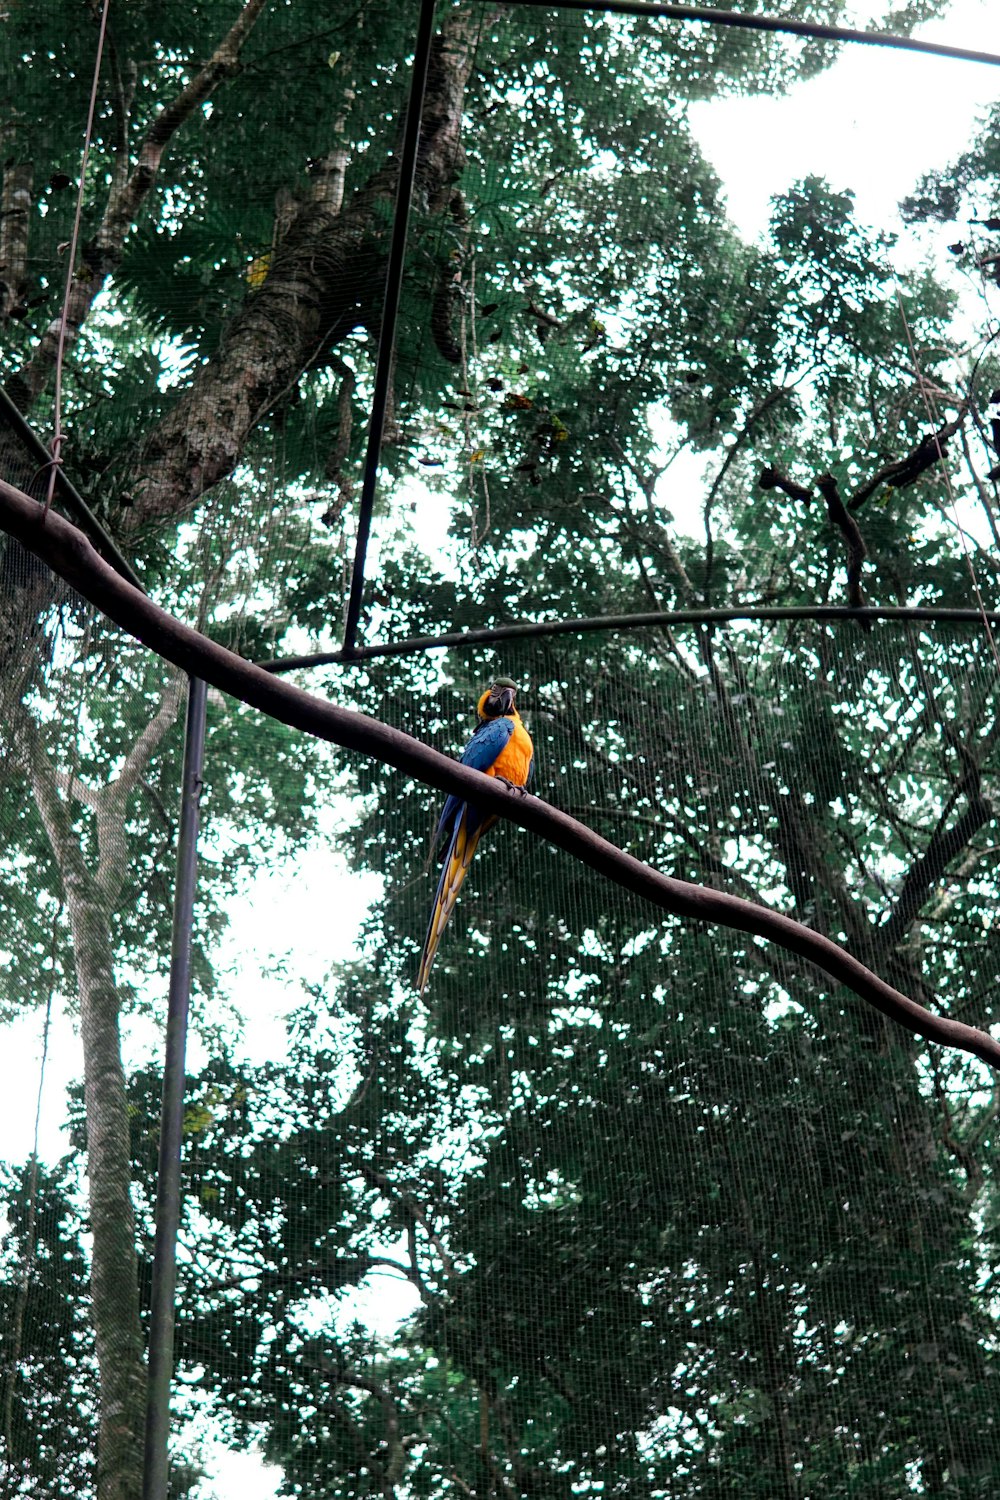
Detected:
left=480, top=677, right=518, bottom=718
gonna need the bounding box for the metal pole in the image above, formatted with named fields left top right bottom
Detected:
left=341, top=0, right=438, bottom=657
left=142, top=674, right=208, bottom=1500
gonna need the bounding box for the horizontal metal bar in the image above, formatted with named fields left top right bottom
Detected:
left=258, top=604, right=1000, bottom=673
left=495, top=0, right=1000, bottom=70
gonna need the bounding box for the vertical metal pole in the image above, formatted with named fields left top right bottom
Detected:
left=142, top=675, right=208, bottom=1500
left=341, top=0, right=438, bottom=657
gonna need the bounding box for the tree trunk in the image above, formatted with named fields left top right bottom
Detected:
left=29, top=741, right=146, bottom=1500
left=125, top=6, right=480, bottom=532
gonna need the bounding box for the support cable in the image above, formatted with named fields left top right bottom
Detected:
left=45, top=0, right=111, bottom=514
left=341, top=0, right=439, bottom=657
left=0, top=384, right=144, bottom=591
left=141, top=676, right=208, bottom=1500
left=496, top=0, right=1000, bottom=72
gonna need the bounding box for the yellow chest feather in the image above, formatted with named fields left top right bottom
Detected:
left=488, top=712, right=533, bottom=786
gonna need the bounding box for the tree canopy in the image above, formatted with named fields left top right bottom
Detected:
left=4, top=2, right=1000, bottom=1497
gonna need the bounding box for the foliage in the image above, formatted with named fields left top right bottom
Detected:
left=6, top=0, right=1000, bottom=1497
left=0, top=1157, right=95, bottom=1499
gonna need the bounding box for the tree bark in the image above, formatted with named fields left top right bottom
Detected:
left=0, top=159, right=33, bottom=325
left=125, top=6, right=480, bottom=531
left=19, top=676, right=183, bottom=1500
left=28, top=737, right=147, bottom=1500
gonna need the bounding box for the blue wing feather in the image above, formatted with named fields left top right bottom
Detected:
left=460, top=716, right=514, bottom=770
left=432, top=717, right=515, bottom=845
left=420, top=713, right=529, bottom=992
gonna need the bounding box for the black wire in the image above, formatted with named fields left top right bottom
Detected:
left=260, top=605, right=1000, bottom=673
left=341, top=0, right=440, bottom=658
left=495, top=0, right=1000, bottom=71
left=0, top=384, right=145, bottom=593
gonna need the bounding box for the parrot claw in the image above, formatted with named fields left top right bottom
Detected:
left=496, top=775, right=529, bottom=796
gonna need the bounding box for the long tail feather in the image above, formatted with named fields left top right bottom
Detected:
left=417, top=807, right=495, bottom=993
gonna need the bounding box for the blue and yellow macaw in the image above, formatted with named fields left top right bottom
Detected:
left=418, top=678, right=534, bottom=993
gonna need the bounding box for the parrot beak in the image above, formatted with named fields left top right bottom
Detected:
left=487, top=681, right=516, bottom=716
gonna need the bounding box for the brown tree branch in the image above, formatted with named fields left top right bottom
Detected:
left=106, top=670, right=185, bottom=811
left=759, top=462, right=870, bottom=621
left=53, top=672, right=185, bottom=906
left=321, top=1372, right=395, bottom=1498
left=303, top=1354, right=407, bottom=1498
left=815, top=472, right=869, bottom=615
left=879, top=789, right=994, bottom=954
left=758, top=463, right=812, bottom=505
left=3, top=477, right=1000, bottom=1071
left=869, top=626, right=997, bottom=955
left=358, top=1161, right=456, bottom=1284
left=61, top=671, right=186, bottom=902
left=848, top=409, right=967, bottom=512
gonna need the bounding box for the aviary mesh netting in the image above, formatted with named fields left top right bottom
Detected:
left=3, top=1, right=1000, bottom=1496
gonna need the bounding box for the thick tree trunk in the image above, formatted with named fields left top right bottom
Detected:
left=126, top=7, right=479, bottom=531
left=0, top=159, right=33, bottom=325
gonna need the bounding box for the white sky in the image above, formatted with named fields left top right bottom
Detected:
left=5, top=5, right=1000, bottom=1497
left=692, top=0, right=1000, bottom=242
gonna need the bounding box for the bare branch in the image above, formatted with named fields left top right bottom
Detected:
left=815, top=472, right=869, bottom=616
left=879, top=789, right=993, bottom=954
left=105, top=670, right=185, bottom=810
left=338, top=1371, right=406, bottom=1491
left=4, top=477, right=1000, bottom=1071
left=95, top=671, right=186, bottom=898
left=49, top=671, right=185, bottom=899
left=358, top=1161, right=456, bottom=1283
left=758, top=463, right=812, bottom=505
left=848, top=409, right=967, bottom=512
left=324, top=1376, right=394, bottom=1498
